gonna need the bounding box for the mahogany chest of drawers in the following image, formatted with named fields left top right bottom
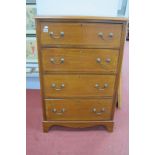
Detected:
left=35, top=16, right=128, bottom=132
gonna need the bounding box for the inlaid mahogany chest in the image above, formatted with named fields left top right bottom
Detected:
left=35, top=16, right=128, bottom=132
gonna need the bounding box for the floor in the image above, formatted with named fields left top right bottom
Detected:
left=26, top=42, right=129, bottom=155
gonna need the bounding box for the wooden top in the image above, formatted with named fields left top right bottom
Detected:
left=35, top=16, right=128, bottom=23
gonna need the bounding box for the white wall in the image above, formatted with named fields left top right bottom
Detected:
left=36, top=0, right=120, bottom=17
left=125, top=0, right=129, bottom=17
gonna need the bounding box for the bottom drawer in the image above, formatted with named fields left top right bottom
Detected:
left=45, top=99, right=113, bottom=121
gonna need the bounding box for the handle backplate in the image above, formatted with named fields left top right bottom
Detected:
left=51, top=83, right=65, bottom=91
left=50, top=57, right=64, bottom=64
left=51, top=108, right=65, bottom=115
left=98, top=32, right=104, bottom=40
left=49, top=31, right=64, bottom=39
left=92, top=108, right=105, bottom=115
left=96, top=57, right=111, bottom=64
left=95, top=83, right=109, bottom=91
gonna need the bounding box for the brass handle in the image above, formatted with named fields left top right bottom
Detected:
left=51, top=108, right=65, bottom=115
left=49, top=31, right=64, bottom=39
left=92, top=108, right=105, bottom=115
left=98, top=32, right=104, bottom=40
left=109, top=32, right=114, bottom=38
left=96, top=58, right=111, bottom=64
left=51, top=83, right=65, bottom=91
left=50, top=57, right=64, bottom=64
left=96, top=58, right=101, bottom=64
left=106, top=58, right=111, bottom=63
left=95, top=83, right=109, bottom=91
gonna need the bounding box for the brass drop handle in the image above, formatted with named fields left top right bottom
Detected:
left=96, top=58, right=111, bottom=64
left=106, top=58, right=111, bottom=63
left=50, top=57, right=64, bottom=64
left=96, top=58, right=101, bottom=64
left=49, top=31, right=64, bottom=39
left=95, top=83, right=109, bottom=91
left=109, top=32, right=114, bottom=38
left=51, top=83, right=65, bottom=91
left=98, top=32, right=104, bottom=40
left=51, top=108, right=65, bottom=115
left=92, top=108, right=105, bottom=115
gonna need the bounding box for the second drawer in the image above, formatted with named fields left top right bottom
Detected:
left=43, top=74, right=115, bottom=98
left=41, top=48, right=119, bottom=73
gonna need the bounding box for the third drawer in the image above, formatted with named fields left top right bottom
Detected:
left=43, top=74, right=116, bottom=98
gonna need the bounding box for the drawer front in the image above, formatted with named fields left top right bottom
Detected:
left=43, top=75, right=115, bottom=98
left=40, top=23, right=122, bottom=48
left=42, top=48, right=119, bottom=73
left=45, top=99, right=113, bottom=121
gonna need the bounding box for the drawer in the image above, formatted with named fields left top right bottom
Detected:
left=45, top=99, right=113, bottom=121
left=42, top=48, right=119, bottom=73
left=43, top=75, right=115, bottom=98
left=40, top=22, right=122, bottom=48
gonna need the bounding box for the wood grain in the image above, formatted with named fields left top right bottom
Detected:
left=45, top=98, right=113, bottom=121
left=43, top=74, right=115, bottom=98
left=35, top=16, right=128, bottom=132
left=36, top=20, right=47, bottom=120
left=43, top=120, right=114, bottom=132
left=35, top=16, right=128, bottom=22
left=111, top=22, right=128, bottom=118
left=42, top=48, right=119, bottom=73
left=40, top=22, right=122, bottom=48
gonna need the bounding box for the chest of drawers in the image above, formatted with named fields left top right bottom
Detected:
left=35, top=16, right=128, bottom=132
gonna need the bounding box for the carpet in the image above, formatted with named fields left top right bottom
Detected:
left=26, top=42, right=129, bottom=155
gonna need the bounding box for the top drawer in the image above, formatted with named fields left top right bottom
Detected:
left=40, top=23, right=122, bottom=48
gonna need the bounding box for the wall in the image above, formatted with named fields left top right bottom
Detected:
left=36, top=0, right=120, bottom=17
left=125, top=0, right=129, bottom=17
